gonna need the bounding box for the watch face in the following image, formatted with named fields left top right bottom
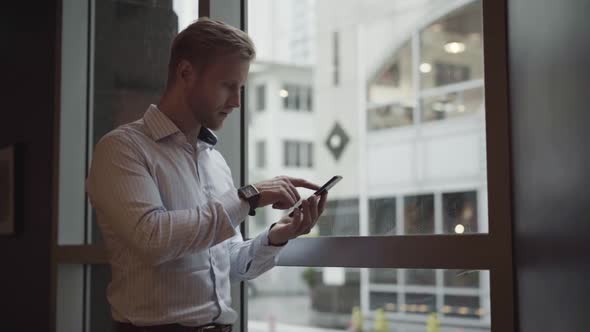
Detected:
left=242, top=185, right=259, bottom=198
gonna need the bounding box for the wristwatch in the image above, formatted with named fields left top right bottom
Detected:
left=237, top=184, right=260, bottom=216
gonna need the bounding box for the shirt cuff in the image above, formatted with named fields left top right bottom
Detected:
left=252, top=225, right=285, bottom=257
left=218, top=189, right=250, bottom=228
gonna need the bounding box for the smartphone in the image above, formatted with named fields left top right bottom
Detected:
left=313, top=175, right=343, bottom=196
left=288, top=176, right=342, bottom=216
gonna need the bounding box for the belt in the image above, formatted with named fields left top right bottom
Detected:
left=116, top=322, right=232, bottom=332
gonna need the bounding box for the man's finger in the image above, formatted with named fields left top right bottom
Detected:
left=283, top=179, right=301, bottom=203
left=287, top=177, right=320, bottom=191
left=307, top=195, right=318, bottom=222
left=291, top=208, right=304, bottom=232
left=318, top=192, right=328, bottom=215
left=297, top=200, right=312, bottom=234
left=303, top=200, right=314, bottom=232
left=280, top=187, right=297, bottom=207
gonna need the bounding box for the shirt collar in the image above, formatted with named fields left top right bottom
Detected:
left=144, top=104, right=218, bottom=149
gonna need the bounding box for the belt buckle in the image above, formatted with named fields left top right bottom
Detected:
left=200, top=325, right=218, bottom=331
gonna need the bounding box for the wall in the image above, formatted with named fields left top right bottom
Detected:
left=0, top=1, right=58, bottom=330
left=509, top=0, right=590, bottom=330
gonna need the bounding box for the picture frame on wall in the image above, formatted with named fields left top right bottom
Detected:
left=0, top=145, right=15, bottom=235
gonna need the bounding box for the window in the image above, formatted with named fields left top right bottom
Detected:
left=367, top=40, right=414, bottom=130
left=369, top=197, right=396, bottom=235
left=333, top=31, right=340, bottom=86
left=282, top=84, right=313, bottom=111
left=406, top=269, right=436, bottom=286
left=419, top=1, right=484, bottom=123
left=283, top=140, right=296, bottom=167
left=249, top=267, right=490, bottom=330
left=366, top=2, right=484, bottom=130
left=55, top=0, right=515, bottom=329
left=317, top=199, right=360, bottom=236
left=255, top=140, right=266, bottom=168
left=443, top=191, right=478, bottom=234
left=422, top=86, right=484, bottom=122
left=56, top=1, right=203, bottom=331
left=255, top=84, right=266, bottom=111
left=404, top=194, right=435, bottom=235
left=370, top=269, right=398, bottom=284
left=246, top=0, right=514, bottom=330
left=420, top=2, right=484, bottom=90
left=283, top=140, right=313, bottom=168
left=307, top=141, right=313, bottom=167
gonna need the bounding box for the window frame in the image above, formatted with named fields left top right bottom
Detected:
left=243, top=0, right=513, bottom=331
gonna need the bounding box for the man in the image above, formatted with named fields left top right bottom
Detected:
left=86, top=18, right=327, bottom=332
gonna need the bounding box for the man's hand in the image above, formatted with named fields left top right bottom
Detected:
left=267, top=193, right=328, bottom=245
left=254, top=176, right=319, bottom=210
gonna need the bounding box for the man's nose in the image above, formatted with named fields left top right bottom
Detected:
left=228, top=89, right=241, bottom=108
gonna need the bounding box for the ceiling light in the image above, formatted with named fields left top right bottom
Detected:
left=279, top=89, right=289, bottom=98
left=419, top=63, right=432, bottom=73
left=444, top=42, right=466, bottom=54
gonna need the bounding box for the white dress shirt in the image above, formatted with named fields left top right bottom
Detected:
left=86, top=104, right=283, bottom=326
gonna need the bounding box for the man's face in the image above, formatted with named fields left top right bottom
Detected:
left=184, top=53, right=250, bottom=131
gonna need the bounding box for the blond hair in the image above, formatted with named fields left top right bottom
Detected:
left=167, top=17, right=256, bottom=86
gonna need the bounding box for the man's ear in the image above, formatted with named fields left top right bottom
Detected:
left=177, top=59, right=195, bottom=85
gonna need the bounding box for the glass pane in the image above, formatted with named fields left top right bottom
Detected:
left=58, top=0, right=89, bottom=245
left=89, top=265, right=116, bottom=332
left=317, top=199, right=360, bottom=236
left=443, top=191, right=479, bottom=234
left=247, top=0, right=488, bottom=237
left=406, top=269, right=435, bottom=286
left=420, top=1, right=484, bottom=89
left=248, top=268, right=491, bottom=331
left=404, top=194, right=434, bottom=235
left=370, top=292, right=399, bottom=312
left=256, top=140, right=266, bottom=168
left=369, top=197, right=396, bottom=235
left=367, top=40, right=415, bottom=130
left=444, top=269, right=479, bottom=288
left=421, top=87, right=484, bottom=123
left=89, top=0, right=199, bottom=243
left=443, top=295, right=483, bottom=319
left=56, top=264, right=84, bottom=332
left=57, top=264, right=118, bottom=332
left=370, top=269, right=398, bottom=284
left=405, top=293, right=437, bottom=313
left=256, top=84, right=266, bottom=111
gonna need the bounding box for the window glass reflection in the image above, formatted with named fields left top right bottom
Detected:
left=404, top=194, right=434, bottom=235
left=249, top=268, right=490, bottom=331
left=420, top=1, right=484, bottom=90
